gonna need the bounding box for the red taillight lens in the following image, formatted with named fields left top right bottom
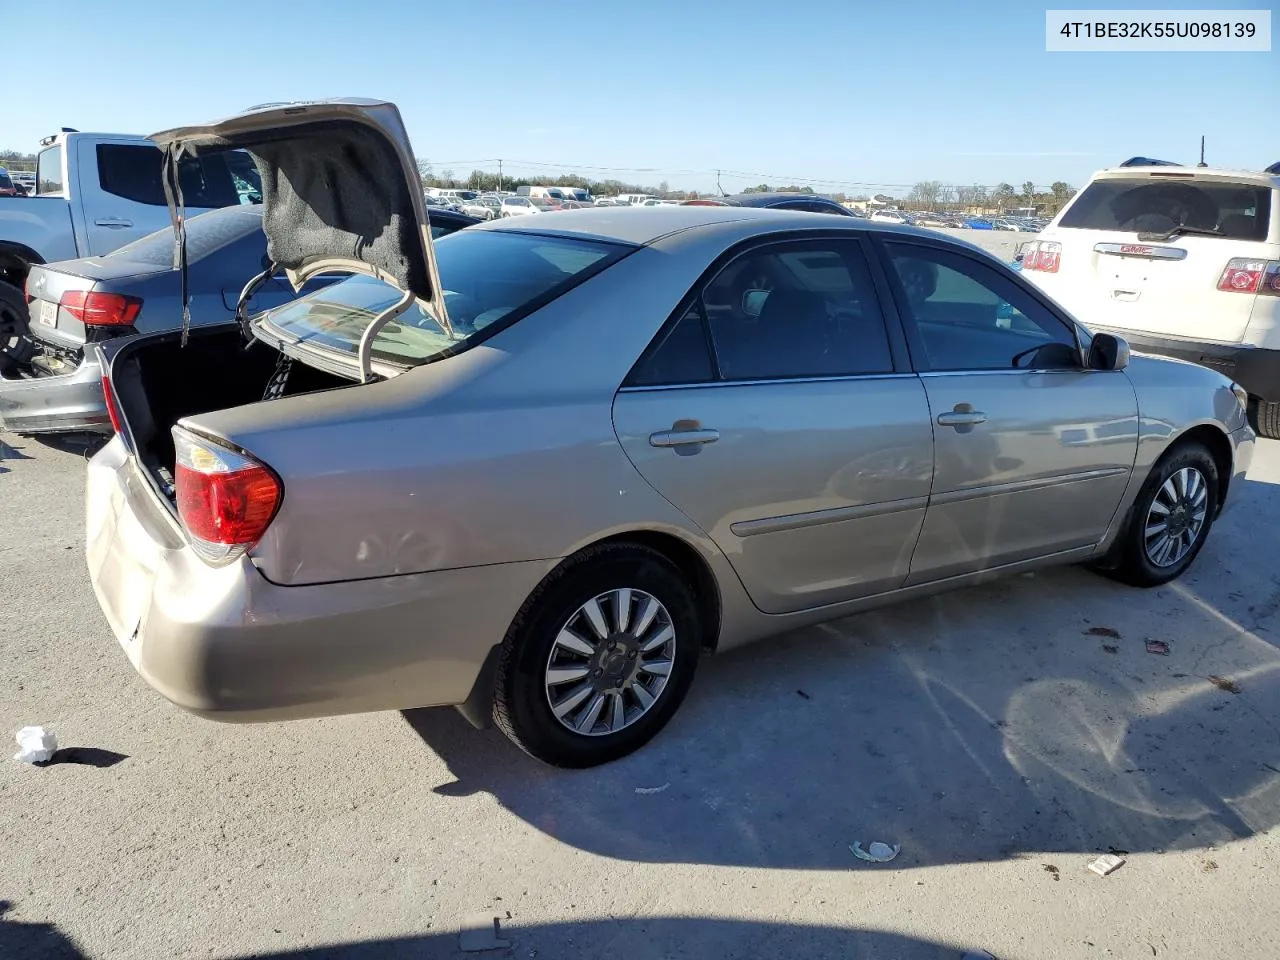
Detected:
left=60, top=290, right=142, bottom=326
left=1217, top=258, right=1277, bottom=295
left=173, top=428, right=282, bottom=564
left=1023, top=240, right=1061, bottom=273
left=100, top=374, right=123, bottom=434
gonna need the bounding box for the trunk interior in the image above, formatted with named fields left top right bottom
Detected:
left=111, top=325, right=351, bottom=498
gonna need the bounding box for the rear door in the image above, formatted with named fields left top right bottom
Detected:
left=613, top=235, right=934, bottom=615
left=878, top=238, right=1139, bottom=582
left=1032, top=173, right=1275, bottom=342
left=76, top=139, right=248, bottom=256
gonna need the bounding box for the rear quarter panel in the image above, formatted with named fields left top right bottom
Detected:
left=186, top=243, right=737, bottom=587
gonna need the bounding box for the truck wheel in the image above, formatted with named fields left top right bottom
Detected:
left=1251, top=399, right=1280, bottom=440
left=493, top=543, right=701, bottom=768
left=0, top=280, right=29, bottom=372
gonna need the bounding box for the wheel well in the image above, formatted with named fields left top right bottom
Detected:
left=0, top=243, right=41, bottom=290
left=1175, top=425, right=1233, bottom=513
left=592, top=530, right=723, bottom=653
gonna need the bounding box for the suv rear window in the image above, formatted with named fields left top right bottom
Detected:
left=1059, top=178, right=1271, bottom=242
left=259, top=230, right=633, bottom=367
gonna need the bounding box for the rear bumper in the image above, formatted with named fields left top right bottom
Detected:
left=85, top=436, right=555, bottom=722
left=0, top=349, right=110, bottom=434
left=1095, top=327, right=1280, bottom=403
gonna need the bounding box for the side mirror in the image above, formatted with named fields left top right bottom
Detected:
left=1089, top=332, right=1130, bottom=371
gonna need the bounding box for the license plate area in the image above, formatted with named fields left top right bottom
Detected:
left=38, top=299, right=57, bottom=327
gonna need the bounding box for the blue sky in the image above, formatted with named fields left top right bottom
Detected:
left=3, top=0, right=1274, bottom=195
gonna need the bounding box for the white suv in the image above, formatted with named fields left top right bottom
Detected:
left=1022, top=162, right=1280, bottom=437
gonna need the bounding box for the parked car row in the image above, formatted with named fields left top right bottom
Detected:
left=12, top=99, right=1248, bottom=773
left=874, top=210, right=1050, bottom=232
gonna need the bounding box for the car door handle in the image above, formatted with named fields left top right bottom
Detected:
left=649, top=428, right=720, bottom=448
left=936, top=406, right=987, bottom=428
left=94, top=218, right=133, bottom=227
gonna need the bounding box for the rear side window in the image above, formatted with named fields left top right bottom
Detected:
left=629, top=239, right=894, bottom=385
left=261, top=231, right=632, bottom=367
left=1059, top=178, right=1271, bottom=241
left=96, top=144, right=250, bottom=209
left=36, top=145, right=63, bottom=195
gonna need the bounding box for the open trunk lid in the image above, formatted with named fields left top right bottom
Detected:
left=149, top=99, right=448, bottom=374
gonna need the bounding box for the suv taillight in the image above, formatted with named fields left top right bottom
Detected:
left=60, top=290, right=143, bottom=326
left=1022, top=240, right=1061, bottom=273
left=1217, top=258, right=1280, bottom=296
left=173, top=427, right=282, bottom=565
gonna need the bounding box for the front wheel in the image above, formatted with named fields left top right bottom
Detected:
left=493, top=543, right=701, bottom=767
left=1103, top=442, right=1218, bottom=587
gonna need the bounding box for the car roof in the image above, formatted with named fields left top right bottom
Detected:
left=1089, top=165, right=1280, bottom=187
left=478, top=204, right=964, bottom=248
left=719, top=192, right=843, bottom=208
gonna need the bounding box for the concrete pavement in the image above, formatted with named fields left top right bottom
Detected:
left=2, top=432, right=1278, bottom=960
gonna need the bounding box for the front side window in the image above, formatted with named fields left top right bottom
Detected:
left=885, top=242, right=1078, bottom=372
left=629, top=239, right=894, bottom=385
left=260, top=231, right=632, bottom=367
left=96, top=144, right=250, bottom=209
left=36, top=145, right=63, bottom=195
left=1059, top=178, right=1270, bottom=242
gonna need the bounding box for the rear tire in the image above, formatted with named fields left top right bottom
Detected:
left=1251, top=398, right=1280, bottom=440
left=0, top=280, right=30, bottom=374
left=1102, top=441, right=1218, bottom=588
left=493, top=543, right=701, bottom=768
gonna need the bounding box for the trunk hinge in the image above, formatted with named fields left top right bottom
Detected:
left=233, top=264, right=280, bottom=344
left=357, top=289, right=416, bottom=383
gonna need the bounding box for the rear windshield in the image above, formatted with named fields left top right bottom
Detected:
left=1059, top=178, right=1271, bottom=241
left=260, top=230, right=633, bottom=367
left=104, top=206, right=264, bottom=266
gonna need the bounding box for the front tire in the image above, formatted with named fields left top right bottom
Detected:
left=1104, top=442, right=1218, bottom=587
left=493, top=543, right=701, bottom=768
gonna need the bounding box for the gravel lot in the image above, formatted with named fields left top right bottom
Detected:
left=2, top=432, right=1278, bottom=960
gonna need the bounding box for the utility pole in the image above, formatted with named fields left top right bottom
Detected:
left=498, top=159, right=503, bottom=191
left=716, top=168, right=724, bottom=197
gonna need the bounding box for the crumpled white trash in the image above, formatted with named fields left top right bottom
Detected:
left=13, top=726, right=58, bottom=764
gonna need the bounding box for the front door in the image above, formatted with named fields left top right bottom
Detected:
left=613, top=237, right=934, bottom=614
left=877, top=239, right=1139, bottom=583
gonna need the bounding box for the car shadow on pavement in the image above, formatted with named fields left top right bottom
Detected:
left=0, top=906, right=986, bottom=960
left=405, top=474, right=1280, bottom=871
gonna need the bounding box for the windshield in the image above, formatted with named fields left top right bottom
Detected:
left=259, top=230, right=633, bottom=367
left=1059, top=178, right=1271, bottom=242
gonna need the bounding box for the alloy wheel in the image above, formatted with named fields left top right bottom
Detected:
left=544, top=588, right=677, bottom=736
left=1143, top=466, right=1209, bottom=567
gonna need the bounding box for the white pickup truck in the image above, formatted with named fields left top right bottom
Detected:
left=0, top=130, right=259, bottom=365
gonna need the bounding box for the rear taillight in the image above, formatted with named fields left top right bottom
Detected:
left=100, top=373, right=123, bottom=434
left=60, top=290, right=142, bottom=327
left=1022, top=240, right=1061, bottom=273
left=173, top=428, right=282, bottom=564
left=1217, top=258, right=1280, bottom=296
